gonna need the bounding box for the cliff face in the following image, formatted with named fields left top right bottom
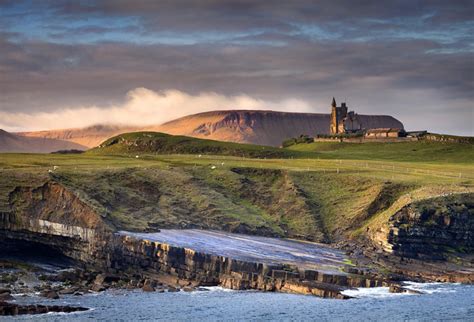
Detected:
left=9, top=182, right=110, bottom=231
left=387, top=193, right=474, bottom=260
left=154, top=110, right=404, bottom=146
left=0, top=129, right=87, bottom=153
left=1, top=181, right=111, bottom=264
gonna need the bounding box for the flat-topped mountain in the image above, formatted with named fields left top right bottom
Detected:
left=152, top=110, right=403, bottom=147
left=15, top=110, right=404, bottom=149
left=0, top=129, right=87, bottom=153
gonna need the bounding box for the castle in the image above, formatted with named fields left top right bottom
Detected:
left=329, top=97, right=362, bottom=135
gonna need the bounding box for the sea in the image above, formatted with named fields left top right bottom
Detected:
left=4, top=282, right=474, bottom=321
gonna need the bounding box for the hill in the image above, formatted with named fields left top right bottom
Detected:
left=88, top=131, right=297, bottom=158
left=17, top=124, right=141, bottom=149
left=0, top=129, right=87, bottom=153
left=17, top=110, right=404, bottom=149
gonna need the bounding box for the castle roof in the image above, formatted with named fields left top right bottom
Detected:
left=366, top=128, right=402, bottom=134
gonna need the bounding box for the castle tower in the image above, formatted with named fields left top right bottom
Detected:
left=330, top=97, right=338, bottom=134
left=330, top=97, right=348, bottom=134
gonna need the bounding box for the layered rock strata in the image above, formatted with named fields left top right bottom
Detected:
left=106, top=235, right=385, bottom=299
left=0, top=183, right=384, bottom=299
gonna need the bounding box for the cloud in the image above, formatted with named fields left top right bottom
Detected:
left=0, top=1, right=472, bottom=136
left=0, top=88, right=312, bottom=132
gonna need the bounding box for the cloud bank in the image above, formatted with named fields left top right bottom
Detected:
left=0, top=88, right=312, bottom=132
left=0, top=1, right=472, bottom=135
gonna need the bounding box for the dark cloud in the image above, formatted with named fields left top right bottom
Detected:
left=0, top=1, right=472, bottom=135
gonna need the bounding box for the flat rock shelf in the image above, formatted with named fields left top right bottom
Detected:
left=115, top=229, right=386, bottom=299
left=121, top=229, right=347, bottom=273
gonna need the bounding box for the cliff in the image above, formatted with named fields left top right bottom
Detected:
left=366, top=193, right=474, bottom=283
left=387, top=193, right=474, bottom=260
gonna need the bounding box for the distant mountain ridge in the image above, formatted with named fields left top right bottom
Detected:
left=17, top=124, right=142, bottom=149
left=14, top=110, right=404, bottom=149
left=0, top=129, right=87, bottom=153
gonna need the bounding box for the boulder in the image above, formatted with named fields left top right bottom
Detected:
left=94, top=274, right=120, bottom=285
left=40, top=291, right=60, bottom=299
left=389, top=283, right=423, bottom=294
left=90, top=284, right=106, bottom=292
left=59, top=286, right=80, bottom=295
left=183, top=287, right=195, bottom=292
left=142, top=285, right=155, bottom=292
left=56, top=269, right=81, bottom=283
left=0, top=293, right=14, bottom=301
left=167, top=286, right=180, bottom=292
left=389, top=284, right=404, bottom=293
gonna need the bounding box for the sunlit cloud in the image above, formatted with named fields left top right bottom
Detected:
left=0, top=88, right=312, bottom=132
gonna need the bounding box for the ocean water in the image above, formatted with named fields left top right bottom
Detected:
left=4, top=283, right=474, bottom=322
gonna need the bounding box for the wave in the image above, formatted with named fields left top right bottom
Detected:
left=341, top=282, right=462, bottom=299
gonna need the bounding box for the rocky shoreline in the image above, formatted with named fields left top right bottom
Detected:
left=1, top=188, right=472, bottom=316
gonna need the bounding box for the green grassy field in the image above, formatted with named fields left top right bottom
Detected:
left=0, top=133, right=472, bottom=242
left=287, top=140, right=473, bottom=164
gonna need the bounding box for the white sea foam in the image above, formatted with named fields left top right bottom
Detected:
left=341, top=287, right=410, bottom=298
left=342, top=282, right=461, bottom=299
left=198, top=286, right=235, bottom=292
left=402, top=281, right=459, bottom=294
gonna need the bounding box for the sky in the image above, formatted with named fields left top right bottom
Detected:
left=0, top=0, right=473, bottom=135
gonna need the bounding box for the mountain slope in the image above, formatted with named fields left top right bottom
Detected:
left=152, top=110, right=403, bottom=146
left=0, top=129, right=87, bottom=153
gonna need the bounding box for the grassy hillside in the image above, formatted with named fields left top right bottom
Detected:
left=92, top=131, right=473, bottom=165
left=0, top=141, right=472, bottom=242
left=88, top=132, right=298, bottom=158
left=0, top=132, right=472, bottom=242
